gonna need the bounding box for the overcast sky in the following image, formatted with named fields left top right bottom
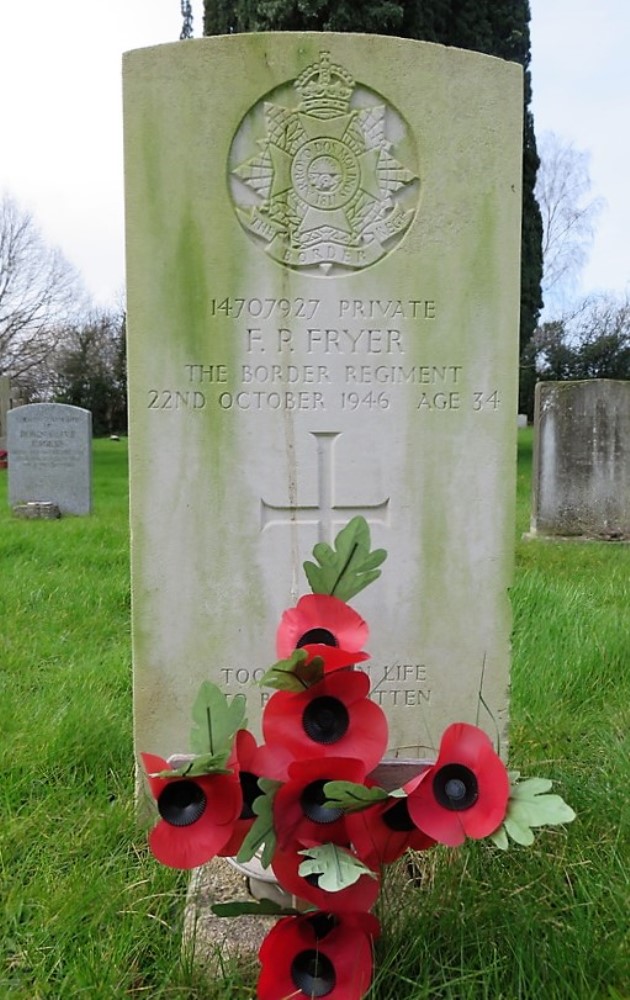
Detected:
left=0, top=1, right=627, bottom=313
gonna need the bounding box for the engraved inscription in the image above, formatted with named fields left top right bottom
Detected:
left=229, top=51, right=419, bottom=274
left=261, top=430, right=390, bottom=544
left=218, top=660, right=432, bottom=712
left=142, top=296, right=499, bottom=417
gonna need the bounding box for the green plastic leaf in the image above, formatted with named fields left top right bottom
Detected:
left=322, top=780, right=389, bottom=813
left=298, top=843, right=377, bottom=893
left=189, top=682, right=247, bottom=756
left=492, top=777, right=576, bottom=848
left=488, top=824, right=509, bottom=851
left=508, top=776, right=576, bottom=827
left=510, top=777, right=553, bottom=799
left=258, top=649, right=324, bottom=692
left=211, top=898, right=307, bottom=918
left=508, top=795, right=576, bottom=828
left=151, top=750, right=231, bottom=779
left=236, top=781, right=279, bottom=869
left=303, top=516, right=388, bottom=602
left=504, top=814, right=536, bottom=846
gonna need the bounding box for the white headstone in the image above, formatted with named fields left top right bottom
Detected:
left=7, top=403, right=92, bottom=515
left=124, top=34, right=522, bottom=763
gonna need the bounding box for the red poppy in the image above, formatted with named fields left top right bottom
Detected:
left=141, top=753, right=242, bottom=869
left=258, top=911, right=379, bottom=1000
left=346, top=779, right=436, bottom=865
left=272, top=756, right=367, bottom=849
left=271, top=837, right=381, bottom=915
left=262, top=671, right=388, bottom=780
left=300, top=642, right=370, bottom=674
left=406, top=723, right=510, bottom=847
left=276, top=594, right=368, bottom=658
left=219, top=730, right=266, bottom=858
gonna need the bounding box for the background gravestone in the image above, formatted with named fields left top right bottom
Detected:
left=124, top=34, right=522, bottom=768
left=530, top=380, right=630, bottom=540
left=0, top=375, right=25, bottom=451
left=7, top=403, right=92, bottom=515
left=0, top=376, right=10, bottom=450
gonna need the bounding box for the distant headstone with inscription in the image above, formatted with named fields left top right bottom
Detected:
left=530, top=380, right=630, bottom=539
left=124, top=34, right=521, bottom=770
left=7, top=403, right=92, bottom=516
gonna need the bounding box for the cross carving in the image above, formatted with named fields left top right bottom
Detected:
left=260, top=431, right=390, bottom=544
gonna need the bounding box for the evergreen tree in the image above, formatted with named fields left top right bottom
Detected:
left=204, top=0, right=543, bottom=410
left=53, top=312, right=127, bottom=436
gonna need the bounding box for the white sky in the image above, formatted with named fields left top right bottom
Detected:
left=0, top=0, right=628, bottom=312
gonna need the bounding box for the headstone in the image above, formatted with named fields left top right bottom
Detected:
left=7, top=403, right=92, bottom=515
left=0, top=375, right=24, bottom=451
left=530, top=380, right=630, bottom=540
left=517, top=413, right=528, bottom=429
left=124, top=34, right=522, bottom=769
left=0, top=376, right=10, bottom=449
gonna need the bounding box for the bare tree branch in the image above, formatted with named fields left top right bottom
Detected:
left=0, top=194, right=86, bottom=397
left=535, top=132, right=604, bottom=310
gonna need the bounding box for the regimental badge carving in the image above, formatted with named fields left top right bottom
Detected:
left=228, top=51, right=419, bottom=274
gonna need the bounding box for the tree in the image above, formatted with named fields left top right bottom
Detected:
left=526, top=294, right=630, bottom=387
left=52, top=311, right=127, bottom=436
left=535, top=131, right=604, bottom=313
left=203, top=0, right=544, bottom=409
left=0, top=194, right=84, bottom=400
left=204, top=0, right=406, bottom=34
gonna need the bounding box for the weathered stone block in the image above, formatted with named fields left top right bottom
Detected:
left=530, top=380, right=630, bottom=539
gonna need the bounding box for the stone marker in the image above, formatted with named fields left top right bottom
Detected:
left=0, top=376, right=10, bottom=449
left=530, top=380, right=630, bottom=540
left=7, top=403, right=92, bottom=516
left=0, top=374, right=25, bottom=451
left=124, top=33, right=522, bottom=770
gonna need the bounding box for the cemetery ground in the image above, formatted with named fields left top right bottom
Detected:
left=1, top=432, right=628, bottom=1000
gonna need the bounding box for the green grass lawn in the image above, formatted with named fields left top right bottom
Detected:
left=1, top=433, right=628, bottom=998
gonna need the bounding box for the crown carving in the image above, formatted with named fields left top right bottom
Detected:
left=294, top=51, right=354, bottom=118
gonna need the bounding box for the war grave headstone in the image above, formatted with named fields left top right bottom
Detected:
left=530, top=379, right=630, bottom=540
left=7, top=403, right=92, bottom=516
left=0, top=374, right=25, bottom=453
left=123, top=32, right=522, bottom=947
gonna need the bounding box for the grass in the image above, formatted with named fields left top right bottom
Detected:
left=1, top=432, right=628, bottom=998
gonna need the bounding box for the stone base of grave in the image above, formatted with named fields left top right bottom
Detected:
left=523, top=529, right=630, bottom=543
left=184, top=850, right=434, bottom=985
left=13, top=501, right=61, bottom=519
left=183, top=858, right=281, bottom=973
left=183, top=761, right=432, bottom=975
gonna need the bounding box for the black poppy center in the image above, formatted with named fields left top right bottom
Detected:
left=302, top=696, right=350, bottom=745
left=157, top=780, right=206, bottom=827
left=290, top=949, right=336, bottom=997
left=239, top=771, right=261, bottom=820
left=382, top=797, right=415, bottom=832
left=296, top=628, right=338, bottom=648
left=307, top=913, right=338, bottom=940
left=433, top=763, right=479, bottom=811
left=300, top=779, right=344, bottom=824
